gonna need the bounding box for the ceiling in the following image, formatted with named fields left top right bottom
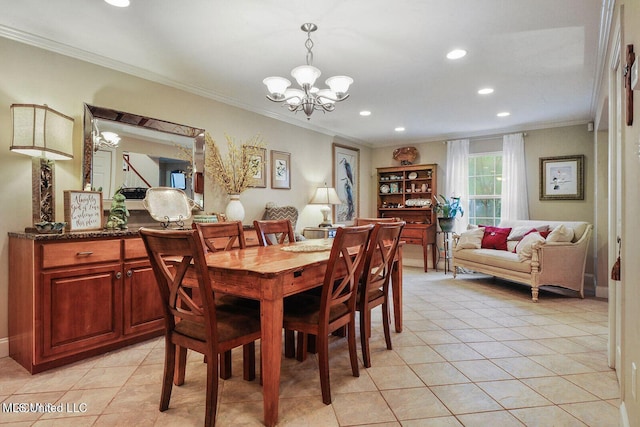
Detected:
left=0, top=0, right=606, bottom=147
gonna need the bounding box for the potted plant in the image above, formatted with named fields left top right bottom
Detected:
left=435, top=194, right=464, bottom=232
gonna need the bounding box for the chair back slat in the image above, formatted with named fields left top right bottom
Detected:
left=360, top=221, right=405, bottom=304
left=140, top=228, right=218, bottom=344
left=319, top=225, right=373, bottom=326
left=253, top=219, right=295, bottom=246
left=194, top=221, right=246, bottom=253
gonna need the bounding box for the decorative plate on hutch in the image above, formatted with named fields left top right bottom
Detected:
left=408, top=172, right=418, bottom=179
left=380, top=184, right=390, bottom=194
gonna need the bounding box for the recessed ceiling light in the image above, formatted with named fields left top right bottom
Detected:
left=395, top=127, right=405, bottom=132
left=497, top=112, right=510, bottom=117
left=446, top=49, right=467, bottom=60
left=359, top=110, right=371, bottom=116
left=478, top=88, right=494, bottom=95
left=105, top=0, right=130, bottom=7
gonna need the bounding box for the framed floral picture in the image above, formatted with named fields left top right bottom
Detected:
left=539, top=155, right=585, bottom=200
left=270, top=150, right=291, bottom=189
left=245, top=146, right=266, bottom=188
left=333, top=143, right=359, bottom=225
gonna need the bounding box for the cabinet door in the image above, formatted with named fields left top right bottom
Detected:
left=40, top=264, right=122, bottom=360
left=123, top=260, right=164, bottom=336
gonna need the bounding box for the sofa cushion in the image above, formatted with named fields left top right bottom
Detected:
left=454, top=248, right=532, bottom=273
left=498, top=220, right=588, bottom=243
left=516, top=232, right=546, bottom=260
left=507, top=224, right=549, bottom=241
left=546, top=224, right=574, bottom=243
left=454, top=227, right=484, bottom=251
left=481, top=226, right=512, bottom=251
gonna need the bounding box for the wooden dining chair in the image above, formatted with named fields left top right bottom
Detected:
left=193, top=221, right=255, bottom=380
left=282, top=224, right=373, bottom=404
left=139, top=228, right=261, bottom=427
left=194, top=220, right=246, bottom=252
left=253, top=219, right=296, bottom=246
left=357, top=221, right=405, bottom=368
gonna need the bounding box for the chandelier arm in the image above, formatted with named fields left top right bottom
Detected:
left=316, top=93, right=350, bottom=103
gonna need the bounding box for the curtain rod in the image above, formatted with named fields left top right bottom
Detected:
left=471, top=132, right=527, bottom=142
left=444, top=132, right=528, bottom=143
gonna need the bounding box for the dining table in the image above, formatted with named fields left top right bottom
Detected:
left=202, top=238, right=403, bottom=427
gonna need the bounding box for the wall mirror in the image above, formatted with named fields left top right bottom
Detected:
left=82, top=104, right=205, bottom=210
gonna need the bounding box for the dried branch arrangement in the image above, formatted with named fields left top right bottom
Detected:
left=204, top=132, right=265, bottom=194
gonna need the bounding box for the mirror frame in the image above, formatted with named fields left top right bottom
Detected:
left=82, top=104, right=206, bottom=208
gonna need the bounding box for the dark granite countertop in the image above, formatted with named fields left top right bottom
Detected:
left=9, top=227, right=150, bottom=241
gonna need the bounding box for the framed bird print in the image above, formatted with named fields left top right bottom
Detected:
left=333, top=143, right=359, bottom=225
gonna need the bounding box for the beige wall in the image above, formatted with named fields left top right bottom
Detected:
left=0, top=37, right=373, bottom=346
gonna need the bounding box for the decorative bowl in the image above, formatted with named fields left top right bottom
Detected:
left=34, top=221, right=66, bottom=234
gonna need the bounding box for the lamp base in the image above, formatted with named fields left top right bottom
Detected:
left=319, top=205, right=332, bottom=227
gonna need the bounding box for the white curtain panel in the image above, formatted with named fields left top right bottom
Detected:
left=445, top=139, right=469, bottom=233
left=501, top=132, right=529, bottom=221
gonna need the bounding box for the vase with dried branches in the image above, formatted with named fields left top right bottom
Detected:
left=204, top=132, right=265, bottom=221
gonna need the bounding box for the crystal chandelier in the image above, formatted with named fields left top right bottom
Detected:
left=263, top=23, right=353, bottom=119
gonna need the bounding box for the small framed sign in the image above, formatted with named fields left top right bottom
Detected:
left=64, top=191, right=104, bottom=231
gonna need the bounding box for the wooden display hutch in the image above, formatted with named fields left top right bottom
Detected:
left=377, top=164, right=437, bottom=271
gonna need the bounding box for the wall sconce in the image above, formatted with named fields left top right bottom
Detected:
left=309, top=183, right=342, bottom=227
left=10, top=104, right=74, bottom=223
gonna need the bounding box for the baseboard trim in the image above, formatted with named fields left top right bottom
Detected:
left=0, top=337, right=9, bottom=359
left=596, top=285, right=609, bottom=299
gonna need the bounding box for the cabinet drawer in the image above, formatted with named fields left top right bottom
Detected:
left=42, top=240, right=121, bottom=269
left=124, top=238, right=147, bottom=260
left=401, top=227, right=426, bottom=240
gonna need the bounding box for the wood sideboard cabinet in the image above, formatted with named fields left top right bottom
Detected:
left=377, top=164, right=438, bottom=271
left=8, top=231, right=164, bottom=374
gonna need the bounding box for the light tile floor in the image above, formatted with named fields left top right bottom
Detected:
left=0, top=269, right=619, bottom=426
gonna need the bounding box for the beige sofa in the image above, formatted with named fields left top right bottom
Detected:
left=452, top=220, right=593, bottom=302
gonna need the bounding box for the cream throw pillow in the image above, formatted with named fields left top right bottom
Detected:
left=546, top=224, right=574, bottom=243
left=454, top=227, right=484, bottom=251
left=516, top=232, right=546, bottom=261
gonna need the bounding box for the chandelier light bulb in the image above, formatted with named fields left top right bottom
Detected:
left=263, top=77, right=291, bottom=98
left=291, top=65, right=321, bottom=87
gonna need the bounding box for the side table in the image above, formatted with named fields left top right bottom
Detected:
left=303, top=226, right=341, bottom=239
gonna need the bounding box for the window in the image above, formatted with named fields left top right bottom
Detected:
left=468, top=153, right=502, bottom=226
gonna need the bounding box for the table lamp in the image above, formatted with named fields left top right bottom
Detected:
left=309, top=183, right=341, bottom=227
left=10, top=104, right=74, bottom=224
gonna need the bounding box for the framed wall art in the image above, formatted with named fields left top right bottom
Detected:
left=270, top=150, right=291, bottom=189
left=64, top=190, right=104, bottom=231
left=333, top=143, right=360, bottom=225
left=539, top=155, right=585, bottom=200
left=245, top=146, right=267, bottom=188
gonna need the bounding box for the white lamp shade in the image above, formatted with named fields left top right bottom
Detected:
left=317, top=89, right=336, bottom=104
left=263, top=76, right=291, bottom=96
left=283, top=89, right=304, bottom=105
left=291, top=65, right=321, bottom=87
left=10, top=104, right=74, bottom=161
left=325, top=76, right=353, bottom=95
left=310, top=186, right=342, bottom=205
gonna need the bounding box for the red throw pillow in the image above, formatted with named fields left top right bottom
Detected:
left=481, top=226, right=512, bottom=251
